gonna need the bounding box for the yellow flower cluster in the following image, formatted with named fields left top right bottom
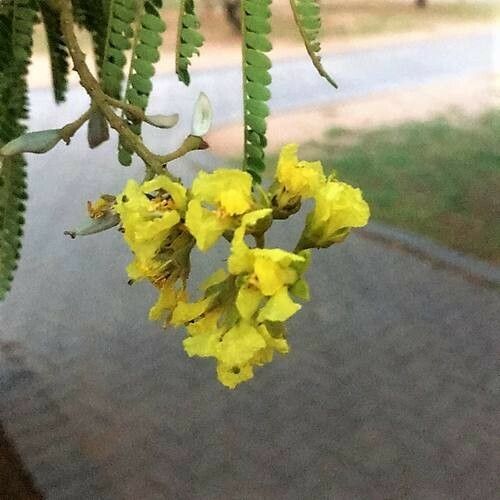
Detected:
left=172, top=210, right=309, bottom=388
left=110, top=144, right=370, bottom=388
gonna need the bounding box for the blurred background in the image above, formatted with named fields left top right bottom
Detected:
left=1, top=1, right=499, bottom=498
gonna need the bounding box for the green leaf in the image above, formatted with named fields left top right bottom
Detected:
left=0, top=1, right=36, bottom=301
left=99, top=0, right=137, bottom=100
left=289, top=0, right=338, bottom=88
left=290, top=279, right=310, bottom=301
left=118, top=0, right=167, bottom=165
left=242, top=0, right=273, bottom=182
left=175, top=0, right=204, bottom=86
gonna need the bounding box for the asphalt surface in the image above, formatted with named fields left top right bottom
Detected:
left=0, top=29, right=499, bottom=499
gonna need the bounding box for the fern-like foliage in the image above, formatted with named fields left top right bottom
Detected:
left=40, top=2, right=69, bottom=103
left=100, top=0, right=136, bottom=99
left=175, top=0, right=204, bottom=86
left=242, top=0, right=272, bottom=183
left=71, top=0, right=108, bottom=70
left=0, top=0, right=37, bottom=300
left=118, top=0, right=166, bottom=166
left=289, top=0, right=337, bottom=88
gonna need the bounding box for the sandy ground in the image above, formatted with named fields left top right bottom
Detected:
left=207, top=72, right=499, bottom=156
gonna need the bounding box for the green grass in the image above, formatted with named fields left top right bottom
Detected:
left=301, top=111, right=500, bottom=263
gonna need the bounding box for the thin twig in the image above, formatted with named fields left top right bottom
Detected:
left=59, top=107, right=92, bottom=143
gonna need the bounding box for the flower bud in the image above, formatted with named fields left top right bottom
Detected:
left=144, top=113, right=179, bottom=129
left=270, top=144, right=325, bottom=219
left=191, top=92, right=212, bottom=136
left=298, top=181, right=370, bottom=249
left=87, top=110, right=110, bottom=149
left=0, top=129, right=61, bottom=156
left=64, top=212, right=119, bottom=239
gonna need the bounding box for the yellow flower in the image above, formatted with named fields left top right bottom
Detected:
left=216, top=362, right=254, bottom=389
left=299, top=180, right=370, bottom=249
left=271, top=144, right=326, bottom=216
left=149, top=282, right=187, bottom=324
left=186, top=169, right=254, bottom=251
left=115, top=175, right=190, bottom=281
left=228, top=210, right=304, bottom=297
left=217, top=321, right=266, bottom=366
left=192, top=169, right=253, bottom=215
left=185, top=199, right=228, bottom=251
left=171, top=296, right=213, bottom=326
left=115, top=176, right=185, bottom=263
left=276, top=144, right=325, bottom=198
left=183, top=309, right=224, bottom=358
left=213, top=321, right=290, bottom=388
left=251, top=323, right=289, bottom=365
left=142, top=176, right=187, bottom=211
left=257, top=287, right=301, bottom=322
left=127, top=257, right=168, bottom=283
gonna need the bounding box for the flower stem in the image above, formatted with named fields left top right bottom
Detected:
left=55, top=0, right=203, bottom=178
left=59, top=107, right=92, bottom=143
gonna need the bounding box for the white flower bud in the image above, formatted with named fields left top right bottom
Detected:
left=191, top=92, right=212, bottom=137
left=144, top=113, right=179, bottom=129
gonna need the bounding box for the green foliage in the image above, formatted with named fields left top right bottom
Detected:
left=72, top=0, right=107, bottom=69
left=175, top=0, right=204, bottom=86
left=0, top=0, right=337, bottom=300
left=242, top=0, right=273, bottom=183
left=289, top=0, right=337, bottom=88
left=0, top=0, right=37, bottom=300
left=118, top=0, right=166, bottom=166
left=100, top=0, right=136, bottom=99
left=40, top=3, right=69, bottom=103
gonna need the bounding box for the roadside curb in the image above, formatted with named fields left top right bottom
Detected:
left=360, top=221, right=500, bottom=288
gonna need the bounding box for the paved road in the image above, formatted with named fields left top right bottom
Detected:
left=29, top=28, right=496, bottom=145
left=0, top=30, right=499, bottom=499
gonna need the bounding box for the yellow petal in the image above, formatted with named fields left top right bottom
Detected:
left=228, top=227, right=253, bottom=275
left=192, top=169, right=253, bottom=214
left=226, top=209, right=275, bottom=276
left=307, top=181, right=370, bottom=246
left=183, top=332, right=220, bottom=358
left=133, top=210, right=180, bottom=243
left=149, top=284, right=178, bottom=321
left=254, top=257, right=297, bottom=296
left=257, top=287, right=301, bottom=323
left=216, top=362, right=254, bottom=389
left=236, top=285, right=262, bottom=320
left=217, top=321, right=266, bottom=366
left=171, top=296, right=212, bottom=326
left=253, top=247, right=304, bottom=267
left=258, top=324, right=290, bottom=355
left=141, top=175, right=187, bottom=210
left=275, top=143, right=325, bottom=199
left=126, top=257, right=166, bottom=282
left=185, top=199, right=229, bottom=251
left=241, top=208, right=272, bottom=228
left=186, top=308, right=223, bottom=337
left=219, top=188, right=252, bottom=216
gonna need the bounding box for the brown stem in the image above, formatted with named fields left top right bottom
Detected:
left=103, top=96, right=147, bottom=122
left=157, top=135, right=206, bottom=164
left=55, top=0, right=167, bottom=176
left=59, top=108, right=92, bottom=143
